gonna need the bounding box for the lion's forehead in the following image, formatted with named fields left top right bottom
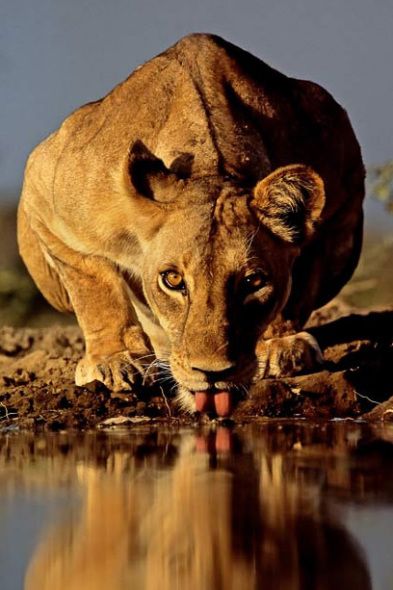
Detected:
left=182, top=224, right=257, bottom=279
left=151, top=186, right=259, bottom=276
left=212, top=189, right=253, bottom=228
left=163, top=186, right=253, bottom=234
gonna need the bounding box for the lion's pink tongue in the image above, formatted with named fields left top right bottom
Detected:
left=195, top=391, right=211, bottom=413
left=214, top=391, right=232, bottom=417
left=195, top=391, right=232, bottom=417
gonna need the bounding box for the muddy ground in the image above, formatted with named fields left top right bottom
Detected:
left=1, top=300, right=393, bottom=430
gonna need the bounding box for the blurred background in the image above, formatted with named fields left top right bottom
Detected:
left=1, top=0, right=393, bottom=325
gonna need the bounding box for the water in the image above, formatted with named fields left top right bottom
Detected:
left=1, top=421, right=393, bottom=590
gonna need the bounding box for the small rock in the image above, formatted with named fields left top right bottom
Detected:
left=98, top=415, right=152, bottom=428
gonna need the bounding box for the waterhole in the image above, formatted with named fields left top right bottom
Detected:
left=1, top=420, right=393, bottom=589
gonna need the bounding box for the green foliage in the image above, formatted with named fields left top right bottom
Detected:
left=368, top=161, right=393, bottom=212
left=0, top=267, right=39, bottom=326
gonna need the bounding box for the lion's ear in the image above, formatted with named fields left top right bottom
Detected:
left=128, top=140, right=178, bottom=202
left=252, top=164, right=325, bottom=245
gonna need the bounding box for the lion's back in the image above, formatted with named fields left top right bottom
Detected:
left=20, top=33, right=364, bottom=318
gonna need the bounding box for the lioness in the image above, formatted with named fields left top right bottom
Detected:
left=18, top=34, right=364, bottom=416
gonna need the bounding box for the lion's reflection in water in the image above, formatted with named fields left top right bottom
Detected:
left=23, top=426, right=372, bottom=590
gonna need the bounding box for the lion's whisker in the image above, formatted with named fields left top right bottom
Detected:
left=133, top=353, right=156, bottom=362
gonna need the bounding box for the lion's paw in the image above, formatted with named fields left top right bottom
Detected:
left=255, top=331, right=323, bottom=379
left=75, top=350, right=154, bottom=392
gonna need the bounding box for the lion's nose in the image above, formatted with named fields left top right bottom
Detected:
left=190, top=362, right=235, bottom=383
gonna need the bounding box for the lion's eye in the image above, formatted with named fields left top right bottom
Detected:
left=241, top=272, right=266, bottom=294
left=161, top=270, right=186, bottom=292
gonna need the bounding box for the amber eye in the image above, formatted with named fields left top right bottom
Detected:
left=161, top=270, right=186, bottom=292
left=241, top=272, right=266, bottom=295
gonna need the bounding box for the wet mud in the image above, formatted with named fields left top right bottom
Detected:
left=0, top=302, right=392, bottom=430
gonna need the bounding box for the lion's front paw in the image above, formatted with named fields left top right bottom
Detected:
left=255, top=331, right=323, bottom=379
left=75, top=350, right=153, bottom=392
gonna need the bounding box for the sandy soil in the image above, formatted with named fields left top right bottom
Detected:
left=0, top=300, right=392, bottom=430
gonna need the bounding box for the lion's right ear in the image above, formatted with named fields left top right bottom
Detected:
left=127, top=140, right=178, bottom=202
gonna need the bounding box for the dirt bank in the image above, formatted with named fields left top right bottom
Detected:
left=0, top=301, right=392, bottom=430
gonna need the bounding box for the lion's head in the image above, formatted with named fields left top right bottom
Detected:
left=126, top=142, right=325, bottom=414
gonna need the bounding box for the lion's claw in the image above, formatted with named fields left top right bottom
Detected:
left=75, top=350, right=153, bottom=391
left=255, top=331, right=323, bottom=379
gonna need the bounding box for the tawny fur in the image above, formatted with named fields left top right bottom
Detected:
left=17, top=34, right=364, bottom=409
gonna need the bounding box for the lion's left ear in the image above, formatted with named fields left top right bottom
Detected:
left=252, top=164, right=325, bottom=245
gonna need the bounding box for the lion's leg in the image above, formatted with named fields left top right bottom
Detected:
left=18, top=205, right=73, bottom=313
left=255, top=208, right=363, bottom=381
left=19, top=213, right=153, bottom=391
left=67, top=255, right=154, bottom=391
left=254, top=316, right=323, bottom=379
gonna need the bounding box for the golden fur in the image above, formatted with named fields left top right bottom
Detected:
left=17, top=34, right=364, bottom=411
